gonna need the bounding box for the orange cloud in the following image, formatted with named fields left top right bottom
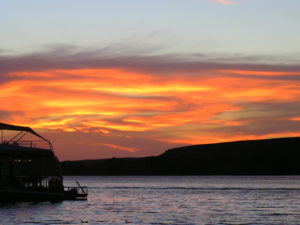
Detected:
left=98, top=143, right=137, bottom=153
left=2, top=69, right=300, bottom=129
left=1, top=56, right=300, bottom=159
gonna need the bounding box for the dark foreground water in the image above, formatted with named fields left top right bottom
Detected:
left=1, top=176, right=300, bottom=225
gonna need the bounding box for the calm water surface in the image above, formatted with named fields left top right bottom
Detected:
left=1, top=176, right=300, bottom=225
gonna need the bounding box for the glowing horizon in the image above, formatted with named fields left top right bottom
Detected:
left=1, top=49, right=300, bottom=160
left=1, top=0, right=300, bottom=160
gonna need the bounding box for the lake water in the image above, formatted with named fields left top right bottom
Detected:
left=1, top=176, right=300, bottom=225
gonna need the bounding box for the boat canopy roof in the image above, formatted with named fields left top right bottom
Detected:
left=0, top=123, right=52, bottom=150
left=0, top=123, right=42, bottom=138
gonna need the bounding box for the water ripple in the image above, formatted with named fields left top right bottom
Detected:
left=1, top=176, right=300, bottom=225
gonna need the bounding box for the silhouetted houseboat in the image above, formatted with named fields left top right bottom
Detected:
left=0, top=123, right=87, bottom=201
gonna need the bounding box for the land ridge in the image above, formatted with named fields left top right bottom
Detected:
left=60, top=137, right=300, bottom=175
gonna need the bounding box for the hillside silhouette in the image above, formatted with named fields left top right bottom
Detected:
left=61, top=137, right=300, bottom=175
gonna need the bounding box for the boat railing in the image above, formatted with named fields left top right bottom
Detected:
left=9, top=175, right=62, bottom=192
left=1, top=140, right=52, bottom=150
left=64, top=186, right=88, bottom=195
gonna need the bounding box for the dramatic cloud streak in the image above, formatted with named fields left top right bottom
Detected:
left=1, top=46, right=300, bottom=159
left=206, top=0, right=235, bottom=5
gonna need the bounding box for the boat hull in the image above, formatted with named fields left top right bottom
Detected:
left=0, top=190, right=63, bottom=202
left=63, top=190, right=87, bottom=200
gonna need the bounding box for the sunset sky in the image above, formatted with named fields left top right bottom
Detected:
left=1, top=0, right=300, bottom=160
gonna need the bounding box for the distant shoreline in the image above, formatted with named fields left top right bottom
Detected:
left=61, top=137, right=300, bottom=176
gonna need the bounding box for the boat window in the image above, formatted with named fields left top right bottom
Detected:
left=9, top=162, right=14, bottom=177
left=14, top=159, right=32, bottom=163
